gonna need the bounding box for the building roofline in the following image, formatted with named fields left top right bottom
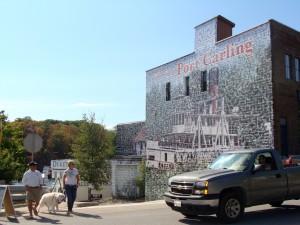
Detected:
left=116, top=120, right=145, bottom=126
left=269, top=19, right=300, bottom=34
left=194, top=15, right=235, bottom=29
left=146, top=16, right=300, bottom=73
left=146, top=52, right=195, bottom=73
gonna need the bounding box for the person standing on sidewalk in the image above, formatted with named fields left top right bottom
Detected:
left=22, top=161, right=43, bottom=218
left=63, top=160, right=80, bottom=214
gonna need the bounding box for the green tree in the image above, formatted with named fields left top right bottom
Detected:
left=0, top=111, right=27, bottom=183
left=135, top=158, right=145, bottom=197
left=12, top=118, right=80, bottom=167
left=72, top=113, right=115, bottom=190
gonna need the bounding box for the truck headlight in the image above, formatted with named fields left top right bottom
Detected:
left=194, top=181, right=208, bottom=195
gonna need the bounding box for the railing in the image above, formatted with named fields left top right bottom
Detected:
left=9, top=185, right=26, bottom=203
left=8, top=185, right=51, bottom=203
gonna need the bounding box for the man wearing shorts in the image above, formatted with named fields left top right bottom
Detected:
left=22, top=161, right=43, bottom=218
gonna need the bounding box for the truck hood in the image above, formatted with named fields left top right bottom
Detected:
left=169, top=169, right=237, bottom=183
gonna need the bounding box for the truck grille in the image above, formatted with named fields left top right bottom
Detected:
left=171, top=182, right=194, bottom=195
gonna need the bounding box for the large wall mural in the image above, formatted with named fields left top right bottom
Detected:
left=145, top=17, right=274, bottom=200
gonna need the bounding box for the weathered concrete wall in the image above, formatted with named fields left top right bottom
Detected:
left=111, top=157, right=143, bottom=198
left=112, top=122, right=146, bottom=198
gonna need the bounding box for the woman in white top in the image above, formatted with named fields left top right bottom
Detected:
left=63, top=160, right=80, bottom=214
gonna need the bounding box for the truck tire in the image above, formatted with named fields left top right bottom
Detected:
left=217, top=192, right=244, bottom=223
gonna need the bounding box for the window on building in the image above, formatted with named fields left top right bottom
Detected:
left=280, top=117, right=288, bottom=156
left=207, top=117, right=213, bottom=126
left=201, top=71, right=207, bottom=92
left=185, top=76, right=190, bottom=96
left=165, top=153, right=168, bottom=161
left=148, top=155, right=155, bottom=160
left=285, top=54, right=292, bottom=79
left=296, top=58, right=300, bottom=82
left=166, top=82, right=171, bottom=101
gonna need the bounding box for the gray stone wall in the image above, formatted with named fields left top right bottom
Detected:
left=145, top=17, right=273, bottom=200
left=115, top=121, right=145, bottom=156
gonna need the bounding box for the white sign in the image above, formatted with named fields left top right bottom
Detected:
left=51, top=159, right=70, bottom=169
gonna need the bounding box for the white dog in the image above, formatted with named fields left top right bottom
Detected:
left=37, top=192, right=66, bottom=213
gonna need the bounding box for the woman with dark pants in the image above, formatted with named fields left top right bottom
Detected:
left=63, top=160, right=80, bottom=214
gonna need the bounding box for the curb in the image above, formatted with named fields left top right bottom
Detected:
left=12, top=201, right=96, bottom=215
left=11, top=200, right=153, bottom=215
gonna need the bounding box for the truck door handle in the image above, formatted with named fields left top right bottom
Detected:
left=275, top=174, right=281, bottom=178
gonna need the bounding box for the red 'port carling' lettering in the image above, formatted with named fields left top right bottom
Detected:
left=177, top=40, right=253, bottom=76
left=177, top=59, right=200, bottom=76
left=203, top=40, right=253, bottom=66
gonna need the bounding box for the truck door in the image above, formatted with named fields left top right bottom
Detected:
left=248, top=154, right=286, bottom=205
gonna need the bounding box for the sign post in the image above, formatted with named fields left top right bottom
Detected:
left=24, top=133, right=43, bottom=161
left=0, top=185, right=16, bottom=218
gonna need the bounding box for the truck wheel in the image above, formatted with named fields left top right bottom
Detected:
left=270, top=201, right=283, bottom=207
left=217, top=192, right=244, bottom=223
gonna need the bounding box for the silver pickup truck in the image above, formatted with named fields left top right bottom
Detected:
left=164, top=148, right=300, bottom=223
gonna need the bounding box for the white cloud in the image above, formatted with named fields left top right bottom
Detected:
left=71, top=102, right=117, bottom=108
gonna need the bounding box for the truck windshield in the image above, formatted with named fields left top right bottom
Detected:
left=208, top=153, right=252, bottom=171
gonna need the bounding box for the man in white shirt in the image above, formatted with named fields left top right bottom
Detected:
left=22, top=161, right=43, bottom=218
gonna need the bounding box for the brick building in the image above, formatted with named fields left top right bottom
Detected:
left=145, top=15, right=300, bottom=200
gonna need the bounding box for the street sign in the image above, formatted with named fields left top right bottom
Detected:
left=24, top=133, right=43, bottom=153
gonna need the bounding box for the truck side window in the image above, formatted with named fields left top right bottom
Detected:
left=254, top=153, right=273, bottom=171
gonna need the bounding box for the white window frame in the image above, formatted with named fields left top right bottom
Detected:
left=285, top=54, right=291, bottom=79
left=295, top=58, right=299, bottom=82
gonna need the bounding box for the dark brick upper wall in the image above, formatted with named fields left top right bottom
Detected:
left=217, top=16, right=235, bottom=41
left=271, top=20, right=300, bottom=155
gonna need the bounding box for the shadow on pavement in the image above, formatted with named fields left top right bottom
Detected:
left=37, top=210, right=102, bottom=219
left=71, top=211, right=102, bottom=219
left=0, top=216, right=20, bottom=224
left=29, top=215, right=61, bottom=224
left=177, top=204, right=300, bottom=225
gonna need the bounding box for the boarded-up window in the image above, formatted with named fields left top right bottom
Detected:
left=185, top=76, right=190, bottom=96
left=166, top=82, right=171, bottom=101
left=201, top=71, right=207, bottom=92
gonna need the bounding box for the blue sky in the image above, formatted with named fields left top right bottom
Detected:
left=0, top=0, right=299, bottom=129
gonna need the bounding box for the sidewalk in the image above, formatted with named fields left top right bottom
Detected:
left=9, top=198, right=146, bottom=216
left=9, top=201, right=100, bottom=217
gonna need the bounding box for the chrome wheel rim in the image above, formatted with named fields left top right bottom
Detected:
left=225, top=198, right=241, bottom=218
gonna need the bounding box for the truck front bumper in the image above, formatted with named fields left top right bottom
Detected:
left=164, top=192, right=219, bottom=215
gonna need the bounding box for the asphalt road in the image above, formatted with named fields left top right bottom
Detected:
left=1, top=199, right=300, bottom=225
